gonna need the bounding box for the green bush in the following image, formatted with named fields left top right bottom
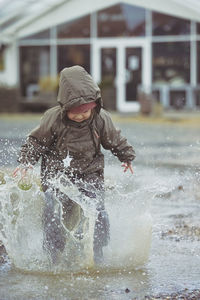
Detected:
left=99, top=76, right=116, bottom=111
left=98, top=75, right=114, bottom=90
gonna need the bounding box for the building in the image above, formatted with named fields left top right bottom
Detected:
left=0, top=0, right=200, bottom=112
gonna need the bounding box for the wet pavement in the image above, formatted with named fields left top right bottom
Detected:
left=0, top=113, right=200, bottom=299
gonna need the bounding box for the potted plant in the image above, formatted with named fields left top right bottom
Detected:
left=99, top=75, right=116, bottom=111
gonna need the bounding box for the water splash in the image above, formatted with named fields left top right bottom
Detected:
left=0, top=171, right=95, bottom=272
left=0, top=167, right=153, bottom=273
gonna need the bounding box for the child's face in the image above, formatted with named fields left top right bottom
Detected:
left=67, top=109, right=92, bottom=122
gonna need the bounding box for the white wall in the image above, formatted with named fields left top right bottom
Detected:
left=0, top=42, right=18, bottom=86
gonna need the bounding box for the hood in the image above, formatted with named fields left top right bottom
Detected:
left=57, top=66, right=103, bottom=112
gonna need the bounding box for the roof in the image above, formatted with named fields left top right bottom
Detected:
left=0, top=0, right=69, bottom=42
left=0, top=0, right=200, bottom=43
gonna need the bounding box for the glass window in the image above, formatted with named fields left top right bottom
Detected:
left=197, top=42, right=200, bottom=84
left=101, top=48, right=116, bottom=78
left=98, top=3, right=145, bottom=37
left=57, top=45, right=90, bottom=73
left=100, top=48, right=116, bottom=110
left=20, top=46, right=50, bottom=96
left=197, top=23, right=200, bottom=34
left=57, top=15, right=90, bottom=38
left=152, top=12, right=190, bottom=35
left=153, top=42, right=190, bottom=85
left=125, top=47, right=142, bottom=101
left=195, top=89, right=200, bottom=107
left=22, top=29, right=50, bottom=40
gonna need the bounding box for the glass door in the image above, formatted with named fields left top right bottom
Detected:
left=125, top=47, right=142, bottom=102
left=100, top=48, right=117, bottom=110
left=92, top=38, right=148, bottom=112
left=116, top=44, right=144, bottom=112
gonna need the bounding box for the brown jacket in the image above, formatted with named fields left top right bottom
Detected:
left=18, top=66, right=135, bottom=186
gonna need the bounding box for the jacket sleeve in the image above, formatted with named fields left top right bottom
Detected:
left=99, top=109, right=136, bottom=163
left=17, top=109, right=58, bottom=166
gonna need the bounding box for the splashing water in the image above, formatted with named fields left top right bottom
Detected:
left=0, top=171, right=96, bottom=272
left=0, top=166, right=152, bottom=273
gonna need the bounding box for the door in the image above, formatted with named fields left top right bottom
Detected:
left=117, top=44, right=144, bottom=112
left=100, top=47, right=117, bottom=110
left=125, top=47, right=142, bottom=103
left=92, top=39, right=148, bottom=112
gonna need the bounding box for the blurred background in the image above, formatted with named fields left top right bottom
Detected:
left=0, top=0, right=200, bottom=115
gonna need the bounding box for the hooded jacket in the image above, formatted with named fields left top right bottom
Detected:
left=18, top=66, right=135, bottom=187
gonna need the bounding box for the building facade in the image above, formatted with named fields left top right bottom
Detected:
left=0, top=0, right=200, bottom=112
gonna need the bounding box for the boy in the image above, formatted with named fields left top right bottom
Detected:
left=13, top=65, right=135, bottom=264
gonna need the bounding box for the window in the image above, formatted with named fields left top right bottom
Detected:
left=20, top=46, right=50, bottom=96
left=101, top=48, right=116, bottom=79
left=153, top=42, right=190, bottom=85
left=152, top=12, right=190, bottom=35
left=0, top=45, right=5, bottom=71
left=57, top=45, right=90, bottom=73
left=57, top=15, right=90, bottom=38
left=194, top=88, right=200, bottom=107
left=98, top=3, right=145, bottom=37
left=100, top=48, right=117, bottom=110
left=197, top=23, right=200, bottom=34
left=125, top=47, right=142, bottom=101
left=197, top=42, right=200, bottom=84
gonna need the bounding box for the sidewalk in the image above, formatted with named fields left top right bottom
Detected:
left=111, top=110, right=200, bottom=126
left=0, top=109, right=200, bottom=126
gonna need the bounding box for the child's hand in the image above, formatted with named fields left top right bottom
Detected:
left=121, top=162, right=133, bottom=174
left=12, top=165, right=33, bottom=179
